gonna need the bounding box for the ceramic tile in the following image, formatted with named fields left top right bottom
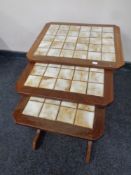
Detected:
left=46, top=29, right=58, bottom=36
left=92, top=27, right=102, bottom=32
left=63, top=42, right=76, bottom=50
left=30, top=97, right=45, bottom=103
left=44, top=67, right=60, bottom=78
left=58, top=69, right=74, bottom=80
left=76, top=43, right=88, bottom=51
left=39, top=103, right=59, bottom=120
left=79, top=32, right=90, bottom=37
left=102, top=53, right=116, bottom=62
left=89, top=44, right=101, bottom=52
left=70, top=81, right=87, bottom=94
left=24, top=75, right=42, bottom=87
left=102, top=45, right=115, bottom=53
left=70, top=25, right=80, bottom=31
left=80, top=26, right=91, bottom=32
left=31, top=65, right=46, bottom=76
left=59, top=25, right=70, bottom=31
left=47, top=49, right=61, bottom=57
left=60, top=50, right=74, bottom=58
left=22, top=101, right=43, bottom=117
left=78, top=104, right=95, bottom=112
left=87, top=83, right=104, bottom=96
left=51, top=41, right=64, bottom=49
left=35, top=63, right=47, bottom=67
left=90, top=38, right=101, bottom=44
left=102, top=33, right=114, bottom=38
left=43, top=35, right=55, bottom=42
left=66, top=36, right=77, bottom=43
left=54, top=35, right=66, bottom=42
left=45, top=99, right=60, bottom=105
left=88, top=52, right=101, bottom=61
left=103, top=27, right=114, bottom=33
left=90, top=32, right=102, bottom=38
left=75, top=66, right=89, bottom=71
left=61, top=101, right=77, bottom=108
left=102, top=38, right=114, bottom=45
left=57, top=107, right=76, bottom=124
left=39, top=77, right=56, bottom=89
left=90, top=68, right=104, bottom=73
left=68, top=31, right=79, bottom=37
left=48, top=64, right=61, bottom=68
left=55, top=79, right=71, bottom=91
left=35, top=48, right=49, bottom=56
left=77, top=37, right=90, bottom=44
left=57, top=29, right=68, bottom=36
left=89, top=72, right=104, bottom=83
left=73, top=70, right=89, bottom=81
left=73, top=51, right=87, bottom=59
left=75, top=110, right=94, bottom=129
left=39, top=41, right=52, bottom=49
left=61, top=65, right=75, bottom=69
left=49, top=24, right=59, bottom=30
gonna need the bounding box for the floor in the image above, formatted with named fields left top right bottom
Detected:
left=0, top=52, right=131, bottom=175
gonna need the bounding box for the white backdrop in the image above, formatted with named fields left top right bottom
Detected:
left=0, top=0, right=130, bottom=61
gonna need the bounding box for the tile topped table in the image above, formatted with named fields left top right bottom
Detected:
left=27, top=22, right=124, bottom=69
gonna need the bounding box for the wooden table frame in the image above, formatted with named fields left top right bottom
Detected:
left=27, top=22, right=124, bottom=69
left=13, top=95, right=106, bottom=163
left=16, top=63, right=114, bottom=106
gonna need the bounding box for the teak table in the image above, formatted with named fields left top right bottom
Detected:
left=13, top=22, right=124, bottom=163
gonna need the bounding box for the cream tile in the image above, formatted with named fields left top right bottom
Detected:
left=39, top=103, right=59, bottom=120
left=63, top=42, right=76, bottom=50
left=61, top=65, right=75, bottom=69
left=24, top=75, right=42, bottom=87
left=49, top=24, right=59, bottom=30
left=57, top=106, right=76, bottom=124
left=48, top=64, right=61, bottom=68
left=78, top=104, right=95, bottom=112
left=77, top=37, right=90, bottom=44
left=89, top=72, right=104, bottom=83
left=88, top=52, right=101, bottom=61
left=102, top=38, right=114, bottom=45
left=92, top=27, right=102, bottom=32
left=73, top=51, right=87, bottom=59
left=70, top=81, right=87, bottom=94
left=47, top=49, right=61, bottom=57
left=39, top=41, right=52, bottom=49
left=59, top=25, right=70, bottom=31
left=76, top=43, right=88, bottom=51
left=103, top=27, right=114, bottom=33
left=54, top=35, right=66, bottom=42
left=58, top=69, right=74, bottom=80
left=31, top=66, right=46, bottom=76
left=39, top=77, right=56, bottom=89
left=68, top=30, right=79, bottom=37
left=35, top=63, right=47, bottom=67
left=30, top=96, right=45, bottom=103
left=102, top=32, right=114, bottom=38
left=70, top=25, right=80, bottom=31
left=90, top=38, right=101, bottom=44
left=89, top=44, right=101, bottom=52
left=55, top=79, right=71, bottom=91
left=102, top=53, right=116, bottom=62
left=46, top=29, right=57, bottom=36
left=66, top=36, right=77, bottom=43
left=79, top=32, right=90, bottom=37
left=44, top=67, right=60, bottom=78
left=75, top=110, right=94, bottom=129
left=80, top=26, right=91, bottom=32
left=61, top=101, right=77, bottom=108
left=87, top=83, right=104, bottom=97
left=90, top=68, right=104, bottom=73
left=57, top=29, right=68, bottom=36
left=75, top=66, right=89, bottom=71
left=43, top=35, right=55, bottom=42
left=90, top=32, right=102, bottom=38
left=45, top=99, right=60, bottom=105
left=102, top=45, right=115, bottom=53
left=60, top=49, right=74, bottom=58
left=37, top=48, right=49, bottom=56
left=51, top=41, right=64, bottom=49
left=73, top=70, right=89, bottom=81
left=22, top=101, right=43, bottom=117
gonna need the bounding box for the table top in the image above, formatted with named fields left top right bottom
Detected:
left=27, top=22, right=124, bottom=69
left=13, top=95, right=105, bottom=140
left=16, top=63, right=113, bottom=106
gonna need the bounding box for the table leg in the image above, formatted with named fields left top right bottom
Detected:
left=85, top=140, right=93, bottom=163
left=32, top=129, right=42, bottom=150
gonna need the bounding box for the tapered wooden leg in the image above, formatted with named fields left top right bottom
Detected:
left=32, top=129, right=42, bottom=150
left=85, top=140, right=93, bottom=163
